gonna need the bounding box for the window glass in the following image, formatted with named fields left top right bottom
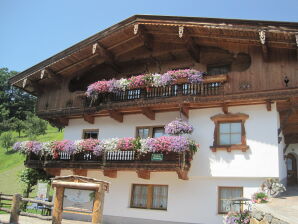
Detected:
left=219, top=187, right=243, bottom=214
left=152, top=186, right=168, bottom=209
left=131, top=185, right=148, bottom=208
left=287, top=158, right=293, bottom=171
left=138, top=128, right=150, bottom=139
left=219, top=122, right=241, bottom=145
left=83, top=130, right=98, bottom=139
left=131, top=184, right=168, bottom=210
left=153, top=127, right=166, bottom=138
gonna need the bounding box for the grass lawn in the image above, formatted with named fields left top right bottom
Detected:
left=0, top=125, right=64, bottom=196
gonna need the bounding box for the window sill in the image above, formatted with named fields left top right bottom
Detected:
left=210, top=145, right=249, bottom=152
left=129, top=207, right=167, bottom=211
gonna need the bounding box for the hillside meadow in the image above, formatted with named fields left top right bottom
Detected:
left=0, top=125, right=63, bottom=195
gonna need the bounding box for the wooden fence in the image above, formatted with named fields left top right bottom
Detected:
left=0, top=193, right=53, bottom=223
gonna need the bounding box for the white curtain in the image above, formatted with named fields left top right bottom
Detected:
left=219, top=188, right=242, bottom=213
left=132, top=185, right=147, bottom=208
left=152, top=186, right=168, bottom=209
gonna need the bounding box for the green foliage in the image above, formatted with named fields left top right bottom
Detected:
left=24, top=114, right=48, bottom=140
left=12, top=118, right=26, bottom=137
left=0, top=68, right=36, bottom=134
left=0, top=131, right=15, bottom=151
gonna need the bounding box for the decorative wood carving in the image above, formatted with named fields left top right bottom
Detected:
left=141, top=107, right=155, bottom=120
left=239, top=81, right=252, bottom=90
left=109, top=110, right=123, bottom=122
left=40, top=69, right=45, bottom=79
left=178, top=26, right=184, bottom=38
left=83, top=114, right=95, bottom=124
left=133, top=24, right=139, bottom=35
left=22, top=78, right=27, bottom=88
left=136, top=170, right=150, bottom=179
left=103, top=170, right=117, bottom=178
left=259, top=30, right=269, bottom=61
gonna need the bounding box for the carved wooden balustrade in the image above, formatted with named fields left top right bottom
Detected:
left=25, top=151, right=192, bottom=171
left=86, top=80, right=225, bottom=107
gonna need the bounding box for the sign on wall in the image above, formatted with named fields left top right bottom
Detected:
left=151, top=153, right=163, bottom=161
left=37, top=183, right=49, bottom=199
left=63, top=188, right=95, bottom=215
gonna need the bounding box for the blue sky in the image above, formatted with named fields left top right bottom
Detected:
left=0, top=0, right=297, bottom=72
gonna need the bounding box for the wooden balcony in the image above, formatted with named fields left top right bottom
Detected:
left=25, top=151, right=193, bottom=180
left=36, top=75, right=227, bottom=121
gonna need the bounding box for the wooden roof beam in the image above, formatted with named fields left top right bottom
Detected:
left=93, top=42, right=120, bottom=73
left=109, top=110, right=123, bottom=122
left=222, top=103, right=229, bottom=114
left=266, top=100, right=272, bottom=111
left=177, top=170, right=189, bottom=180
left=179, top=26, right=200, bottom=63
left=83, top=114, right=95, bottom=124
left=141, top=107, right=155, bottom=120
left=30, top=80, right=44, bottom=95
left=259, top=30, right=269, bottom=62
left=295, top=33, right=298, bottom=62
left=181, top=104, right=189, bottom=118
left=134, top=24, right=154, bottom=52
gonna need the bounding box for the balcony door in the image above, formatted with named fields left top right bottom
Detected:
left=287, top=153, right=297, bottom=185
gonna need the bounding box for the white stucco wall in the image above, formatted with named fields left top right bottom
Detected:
left=62, top=104, right=284, bottom=224
left=64, top=104, right=281, bottom=178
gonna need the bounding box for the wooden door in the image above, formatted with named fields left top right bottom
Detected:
left=287, top=154, right=297, bottom=185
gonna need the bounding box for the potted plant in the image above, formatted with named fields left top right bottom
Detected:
left=251, top=192, right=269, bottom=203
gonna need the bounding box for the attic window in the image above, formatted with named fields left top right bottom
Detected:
left=207, top=64, right=230, bottom=75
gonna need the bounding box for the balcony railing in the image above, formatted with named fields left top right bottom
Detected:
left=86, top=81, right=224, bottom=107
left=25, top=151, right=192, bottom=180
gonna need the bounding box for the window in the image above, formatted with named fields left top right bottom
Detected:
left=218, top=187, right=243, bottom=214
left=210, top=113, right=249, bottom=152
left=207, top=64, right=230, bottom=76
left=219, top=122, right=242, bottom=145
left=82, top=129, right=99, bottom=139
left=131, top=184, right=168, bottom=210
left=136, top=126, right=166, bottom=138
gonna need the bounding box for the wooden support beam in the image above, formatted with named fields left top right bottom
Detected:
left=96, top=43, right=120, bottom=73
left=136, top=170, right=150, bottom=180
left=58, top=118, right=69, bottom=126
left=83, top=114, right=95, bottom=124
left=266, top=100, right=272, bottom=111
left=103, top=170, right=117, bottom=178
left=181, top=104, right=189, bottom=118
left=73, top=169, right=87, bottom=176
left=222, top=103, right=229, bottom=114
left=141, top=107, right=155, bottom=120
left=179, top=27, right=200, bottom=62
left=109, top=110, right=123, bottom=122
left=45, top=168, right=61, bottom=177
left=30, top=80, right=44, bottom=95
left=259, top=30, right=269, bottom=62
left=295, top=33, right=298, bottom=62
left=279, top=109, right=293, bottom=135
left=177, top=170, right=189, bottom=180
left=134, top=25, right=153, bottom=52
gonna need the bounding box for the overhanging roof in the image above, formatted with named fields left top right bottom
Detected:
left=9, top=15, right=298, bottom=94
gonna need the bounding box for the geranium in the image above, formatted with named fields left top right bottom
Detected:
left=224, top=210, right=250, bottom=224
left=128, top=74, right=146, bottom=89
left=85, top=69, right=204, bottom=96
left=165, top=119, right=193, bottom=135
left=77, top=139, right=100, bottom=152
left=117, top=137, right=135, bottom=151
left=52, top=140, right=76, bottom=154
left=251, top=192, right=268, bottom=203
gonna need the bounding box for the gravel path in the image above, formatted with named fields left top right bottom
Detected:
left=0, top=214, right=90, bottom=224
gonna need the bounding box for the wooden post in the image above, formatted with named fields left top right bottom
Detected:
left=9, top=193, right=22, bottom=224
left=91, top=185, right=105, bottom=224
left=52, top=187, right=64, bottom=224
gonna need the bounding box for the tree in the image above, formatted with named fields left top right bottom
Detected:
left=19, top=168, right=52, bottom=208
left=0, top=68, right=36, bottom=129
left=0, top=131, right=15, bottom=151
left=24, top=114, right=47, bottom=139
left=12, top=118, right=26, bottom=137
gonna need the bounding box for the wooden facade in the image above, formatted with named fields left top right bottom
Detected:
left=9, top=15, right=298, bottom=146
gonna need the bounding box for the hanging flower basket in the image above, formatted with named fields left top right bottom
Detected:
left=165, top=118, right=194, bottom=135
